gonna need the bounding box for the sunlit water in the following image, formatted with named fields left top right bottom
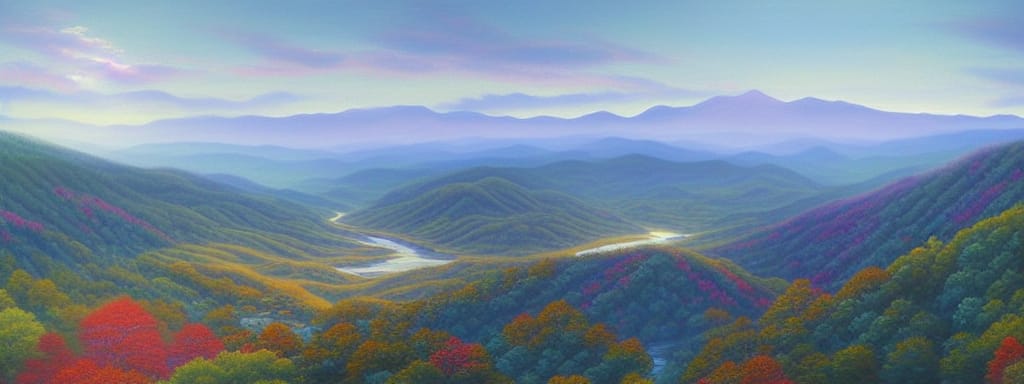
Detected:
left=574, top=231, right=689, bottom=257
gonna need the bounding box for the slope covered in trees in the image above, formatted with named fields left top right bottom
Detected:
left=711, top=141, right=1024, bottom=289
left=356, top=155, right=823, bottom=232
left=686, top=204, right=1024, bottom=383
left=346, top=177, right=642, bottom=255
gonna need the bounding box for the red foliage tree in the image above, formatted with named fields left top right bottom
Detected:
left=167, top=323, right=224, bottom=369
left=15, top=333, right=75, bottom=384
left=78, top=297, right=169, bottom=379
left=50, top=359, right=151, bottom=384
left=988, top=336, right=1024, bottom=384
left=740, top=355, right=793, bottom=384
left=429, top=336, right=488, bottom=376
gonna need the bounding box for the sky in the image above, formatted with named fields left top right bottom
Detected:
left=0, top=0, right=1022, bottom=125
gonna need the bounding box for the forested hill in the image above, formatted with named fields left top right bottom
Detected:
left=0, top=131, right=358, bottom=274
left=407, top=246, right=785, bottom=380
left=686, top=203, right=1024, bottom=383
left=360, top=154, right=823, bottom=232
left=711, top=140, right=1024, bottom=289
left=346, top=176, right=642, bottom=255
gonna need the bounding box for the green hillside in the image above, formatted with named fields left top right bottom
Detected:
left=711, top=141, right=1024, bottom=289
left=346, top=177, right=641, bottom=255
left=0, top=131, right=368, bottom=316
left=361, top=154, right=823, bottom=233
left=686, top=203, right=1024, bottom=383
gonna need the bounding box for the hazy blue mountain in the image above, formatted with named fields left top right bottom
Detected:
left=9, top=91, right=1023, bottom=149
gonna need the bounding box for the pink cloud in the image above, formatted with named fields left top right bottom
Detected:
left=0, top=25, right=184, bottom=86
left=0, top=61, right=79, bottom=92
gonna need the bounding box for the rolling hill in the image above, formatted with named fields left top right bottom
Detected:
left=711, top=140, right=1024, bottom=289
left=345, top=177, right=641, bottom=255
left=363, top=154, right=824, bottom=232
left=0, top=131, right=369, bottom=315
left=411, top=246, right=785, bottom=378
left=685, top=203, right=1024, bottom=383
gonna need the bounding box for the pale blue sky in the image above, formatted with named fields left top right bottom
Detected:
left=0, top=0, right=1021, bottom=125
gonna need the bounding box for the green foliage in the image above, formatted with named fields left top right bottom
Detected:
left=165, top=350, right=297, bottom=384
left=715, top=141, right=1024, bottom=289
left=0, top=307, right=46, bottom=382
left=347, top=177, right=641, bottom=255
left=693, top=203, right=1024, bottom=383
left=356, top=154, right=822, bottom=232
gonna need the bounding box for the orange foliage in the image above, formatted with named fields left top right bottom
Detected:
left=739, top=355, right=792, bottom=384
left=256, top=322, right=302, bottom=357
left=835, top=267, right=890, bottom=300
left=50, top=359, right=151, bottom=384
left=988, top=336, right=1024, bottom=384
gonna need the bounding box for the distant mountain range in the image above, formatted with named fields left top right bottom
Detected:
left=7, top=90, right=1023, bottom=149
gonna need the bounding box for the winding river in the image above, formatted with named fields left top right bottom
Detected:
left=574, top=231, right=689, bottom=257
left=329, top=213, right=455, bottom=278
left=330, top=212, right=689, bottom=277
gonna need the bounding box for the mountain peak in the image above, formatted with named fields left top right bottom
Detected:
left=733, top=89, right=780, bottom=103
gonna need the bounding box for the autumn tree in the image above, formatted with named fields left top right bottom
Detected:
left=15, top=333, right=74, bottom=384
left=429, top=337, right=486, bottom=376
left=256, top=322, right=302, bottom=358
left=50, top=359, right=151, bottom=384
left=987, top=336, right=1024, bottom=384
left=739, top=355, right=791, bottom=384
left=0, top=307, right=45, bottom=383
left=78, top=297, right=169, bottom=379
left=168, top=323, right=224, bottom=369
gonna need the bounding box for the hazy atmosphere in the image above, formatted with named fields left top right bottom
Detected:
left=3, top=2, right=1024, bottom=384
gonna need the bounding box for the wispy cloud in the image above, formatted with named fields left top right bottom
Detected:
left=0, top=24, right=184, bottom=88
left=226, top=31, right=346, bottom=70
left=970, top=67, right=1024, bottom=86
left=950, top=7, right=1024, bottom=55
left=990, top=95, right=1024, bottom=108
left=0, top=61, right=79, bottom=91
left=0, top=85, right=301, bottom=113
left=377, top=14, right=654, bottom=70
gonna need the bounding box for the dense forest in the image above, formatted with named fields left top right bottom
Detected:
left=4, top=131, right=1024, bottom=383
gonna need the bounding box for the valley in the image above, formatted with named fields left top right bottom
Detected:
left=4, top=92, right=1024, bottom=384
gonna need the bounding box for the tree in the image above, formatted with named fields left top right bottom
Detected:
left=0, top=289, right=14, bottom=310
left=387, top=360, right=445, bottom=384
left=166, top=350, right=297, bottom=384
left=548, top=375, right=591, bottom=384
left=829, top=345, right=878, bottom=384
left=0, top=308, right=45, bottom=383
left=15, top=333, right=75, bottom=384
left=429, top=337, right=490, bottom=377
left=168, top=323, right=224, bottom=369
left=79, top=297, right=169, bottom=378
left=881, top=337, right=938, bottom=384
left=739, top=355, right=791, bottom=384
left=256, top=322, right=302, bottom=358
left=987, top=336, right=1024, bottom=384
left=50, top=359, right=151, bottom=384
